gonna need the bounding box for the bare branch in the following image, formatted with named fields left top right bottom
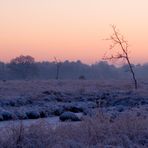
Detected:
left=103, top=25, right=138, bottom=89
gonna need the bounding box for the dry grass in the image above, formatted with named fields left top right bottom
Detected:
left=0, top=79, right=148, bottom=99
left=0, top=111, right=147, bottom=148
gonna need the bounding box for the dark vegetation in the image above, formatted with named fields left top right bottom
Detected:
left=0, top=55, right=148, bottom=80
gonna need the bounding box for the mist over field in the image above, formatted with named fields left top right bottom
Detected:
left=0, top=56, right=148, bottom=80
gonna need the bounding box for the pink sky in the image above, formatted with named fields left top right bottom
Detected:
left=0, top=0, right=148, bottom=64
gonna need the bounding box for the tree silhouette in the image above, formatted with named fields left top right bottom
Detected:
left=103, top=25, right=138, bottom=89
left=9, top=55, right=37, bottom=79
left=54, top=57, right=62, bottom=80
left=10, top=55, right=35, bottom=64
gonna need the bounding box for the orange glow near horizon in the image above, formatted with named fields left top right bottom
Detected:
left=0, top=0, right=148, bottom=64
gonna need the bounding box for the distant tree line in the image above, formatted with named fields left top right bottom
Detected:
left=0, top=55, right=147, bottom=80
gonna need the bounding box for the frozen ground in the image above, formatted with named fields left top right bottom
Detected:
left=0, top=80, right=148, bottom=121
left=0, top=80, right=147, bottom=147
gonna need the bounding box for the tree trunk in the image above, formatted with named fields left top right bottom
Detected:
left=126, top=57, right=138, bottom=89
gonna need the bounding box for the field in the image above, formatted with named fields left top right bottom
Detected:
left=0, top=80, right=148, bottom=147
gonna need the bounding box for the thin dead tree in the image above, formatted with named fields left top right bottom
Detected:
left=103, top=25, right=138, bottom=89
left=54, top=57, right=62, bottom=80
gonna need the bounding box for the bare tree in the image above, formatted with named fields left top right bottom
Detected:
left=54, top=57, right=62, bottom=80
left=103, top=25, right=138, bottom=89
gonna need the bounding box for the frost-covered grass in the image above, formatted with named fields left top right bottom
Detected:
left=0, top=110, right=147, bottom=148
left=0, top=79, right=145, bottom=97
left=0, top=80, right=148, bottom=121
left=0, top=80, right=148, bottom=147
left=0, top=79, right=148, bottom=98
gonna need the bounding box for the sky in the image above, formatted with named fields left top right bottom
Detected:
left=0, top=0, right=148, bottom=64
